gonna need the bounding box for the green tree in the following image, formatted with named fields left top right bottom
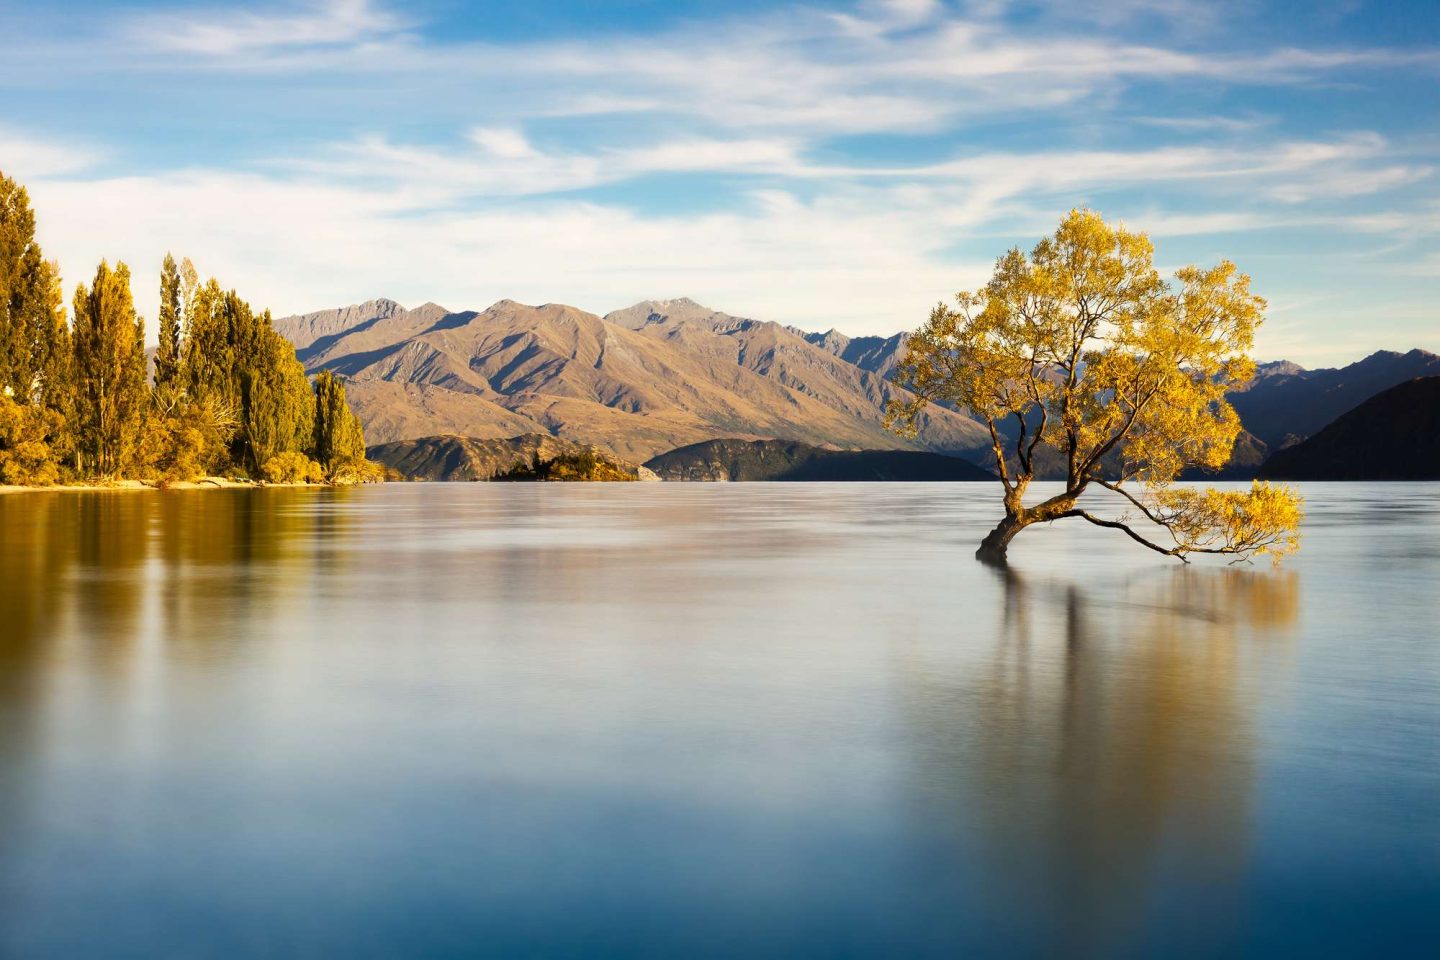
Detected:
left=888, top=210, right=1302, bottom=566
left=32, top=259, right=71, bottom=418
left=72, top=261, right=148, bottom=477
left=1, top=171, right=71, bottom=412
left=0, top=171, right=42, bottom=399
left=312, top=369, right=367, bottom=479
left=155, top=253, right=182, bottom=389
left=0, top=172, right=76, bottom=480
left=241, top=316, right=315, bottom=472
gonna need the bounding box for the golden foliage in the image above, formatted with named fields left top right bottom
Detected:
left=325, top=455, right=384, bottom=484
left=0, top=395, right=64, bottom=485
left=261, top=451, right=326, bottom=484
left=1152, top=482, right=1304, bottom=564
left=0, top=167, right=382, bottom=485
left=889, top=209, right=1302, bottom=563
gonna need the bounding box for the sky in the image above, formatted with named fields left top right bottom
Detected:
left=1, top=0, right=1437, bottom=366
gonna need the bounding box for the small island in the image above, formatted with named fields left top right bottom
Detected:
left=495, top=450, right=641, bottom=482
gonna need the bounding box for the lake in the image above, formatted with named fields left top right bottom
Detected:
left=0, top=482, right=1436, bottom=958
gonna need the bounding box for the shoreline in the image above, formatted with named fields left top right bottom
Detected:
left=0, top=478, right=346, bottom=495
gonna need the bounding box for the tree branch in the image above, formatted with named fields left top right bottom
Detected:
left=1092, top=478, right=1177, bottom=534
left=1057, top=509, right=1188, bottom=562
left=983, top=415, right=1013, bottom=490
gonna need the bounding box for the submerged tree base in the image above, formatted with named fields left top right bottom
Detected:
left=975, top=517, right=1023, bottom=566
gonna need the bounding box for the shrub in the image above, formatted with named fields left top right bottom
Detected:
left=325, top=455, right=383, bottom=484
left=261, top=451, right=325, bottom=484
left=0, top=396, right=63, bottom=486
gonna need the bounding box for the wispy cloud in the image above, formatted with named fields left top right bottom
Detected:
left=0, top=126, right=104, bottom=179
left=131, top=0, right=404, bottom=56
left=1134, top=114, right=1275, bottom=134
left=19, top=124, right=1432, bottom=358
left=283, top=130, right=808, bottom=200
left=92, top=0, right=1439, bottom=141
left=5, top=0, right=1438, bottom=367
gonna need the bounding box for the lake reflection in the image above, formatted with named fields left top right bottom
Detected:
left=0, top=484, right=1435, bottom=958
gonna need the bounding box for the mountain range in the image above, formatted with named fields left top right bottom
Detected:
left=274, top=296, right=1439, bottom=479
left=1258, top=377, right=1440, bottom=481
left=1230, top=350, right=1440, bottom=450
left=274, top=297, right=988, bottom=464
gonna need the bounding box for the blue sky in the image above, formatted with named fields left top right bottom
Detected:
left=2, top=0, right=1437, bottom=365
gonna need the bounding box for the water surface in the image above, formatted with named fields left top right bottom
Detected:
left=0, top=483, right=1436, bottom=958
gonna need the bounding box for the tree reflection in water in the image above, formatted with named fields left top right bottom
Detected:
left=897, top=563, right=1298, bottom=957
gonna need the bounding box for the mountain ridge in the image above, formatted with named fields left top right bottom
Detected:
left=275, top=296, right=1438, bottom=475
left=1258, top=377, right=1440, bottom=480
left=273, top=296, right=992, bottom=463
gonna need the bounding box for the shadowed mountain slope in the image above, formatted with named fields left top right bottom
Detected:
left=792, top=327, right=909, bottom=379
left=1229, top=349, right=1440, bottom=449
left=1258, top=377, right=1440, bottom=480
left=643, top=438, right=995, bottom=482
left=366, top=434, right=656, bottom=482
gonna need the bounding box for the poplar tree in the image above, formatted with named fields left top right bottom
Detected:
left=0, top=171, right=74, bottom=482
left=33, top=260, right=71, bottom=417
left=1, top=172, right=70, bottom=409
left=3, top=168, right=376, bottom=484
left=72, top=261, right=148, bottom=477
left=241, top=316, right=315, bottom=472
left=155, top=253, right=182, bottom=389
left=0, top=171, right=40, bottom=399
left=313, top=370, right=366, bottom=476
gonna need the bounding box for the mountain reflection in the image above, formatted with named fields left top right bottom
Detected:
left=896, top=564, right=1299, bottom=957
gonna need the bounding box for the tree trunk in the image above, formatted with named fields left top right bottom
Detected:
left=976, top=514, right=1027, bottom=566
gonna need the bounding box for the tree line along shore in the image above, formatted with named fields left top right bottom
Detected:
left=0, top=169, right=376, bottom=489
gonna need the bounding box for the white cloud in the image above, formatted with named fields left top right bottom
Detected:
left=1133, top=114, right=1274, bottom=134
left=0, top=127, right=104, bottom=180
left=22, top=168, right=976, bottom=340
left=5, top=1, right=1436, bottom=368
left=78, top=0, right=1435, bottom=141
left=133, top=0, right=403, bottom=56
left=18, top=125, right=1434, bottom=370
left=469, top=128, right=537, bottom=161
left=281, top=132, right=807, bottom=201
left=1268, top=163, right=1433, bottom=203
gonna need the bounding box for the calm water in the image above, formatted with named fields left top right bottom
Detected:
left=0, top=483, right=1436, bottom=959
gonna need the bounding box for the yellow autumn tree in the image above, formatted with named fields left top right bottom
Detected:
left=888, top=210, right=1302, bottom=565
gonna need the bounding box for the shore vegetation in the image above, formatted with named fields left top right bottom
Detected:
left=0, top=169, right=377, bottom=488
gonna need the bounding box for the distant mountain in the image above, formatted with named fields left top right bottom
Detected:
left=279, top=298, right=406, bottom=352
left=1258, top=378, right=1440, bottom=480
left=1199, top=430, right=1272, bottom=480
left=793, top=327, right=909, bottom=379
left=366, top=434, right=657, bottom=482
left=1229, top=349, right=1440, bottom=450
left=791, top=332, right=1440, bottom=479
left=275, top=297, right=990, bottom=463
left=643, top=438, right=995, bottom=482
left=275, top=298, right=1437, bottom=479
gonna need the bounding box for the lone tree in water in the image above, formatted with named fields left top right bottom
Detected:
left=888, top=210, right=1302, bottom=566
